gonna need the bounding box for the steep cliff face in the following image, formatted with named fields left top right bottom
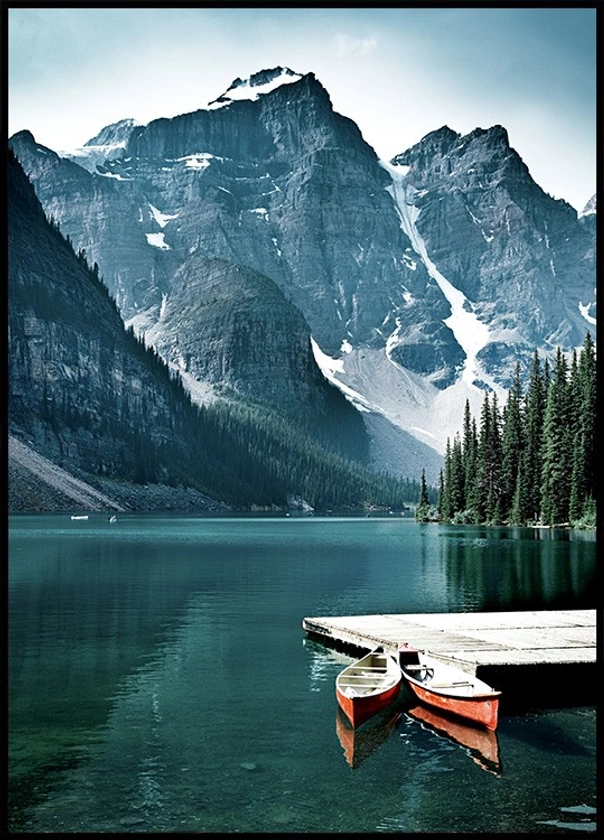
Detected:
left=10, top=129, right=165, bottom=319
left=392, top=125, right=596, bottom=380
left=8, top=149, right=206, bottom=485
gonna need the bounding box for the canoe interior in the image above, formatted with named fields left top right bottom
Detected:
left=398, top=643, right=500, bottom=699
left=336, top=651, right=400, bottom=698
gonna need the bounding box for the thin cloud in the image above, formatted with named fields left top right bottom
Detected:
left=334, top=33, right=378, bottom=57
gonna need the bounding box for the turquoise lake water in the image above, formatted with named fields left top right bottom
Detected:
left=8, top=514, right=597, bottom=833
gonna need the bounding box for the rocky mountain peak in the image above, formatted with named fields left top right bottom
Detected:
left=465, top=124, right=509, bottom=147
left=231, top=66, right=302, bottom=91
left=394, top=122, right=526, bottom=189
left=391, top=125, right=459, bottom=167
left=578, top=194, right=596, bottom=237
left=11, top=128, right=36, bottom=146
left=580, top=194, right=596, bottom=217
left=84, top=118, right=141, bottom=147
left=390, top=125, right=463, bottom=185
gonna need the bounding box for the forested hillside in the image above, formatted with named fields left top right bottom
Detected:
left=9, top=148, right=422, bottom=513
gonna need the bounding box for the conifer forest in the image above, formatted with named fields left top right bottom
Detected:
left=416, top=332, right=596, bottom=528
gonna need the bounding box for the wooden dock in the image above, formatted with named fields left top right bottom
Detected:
left=302, top=609, right=597, bottom=687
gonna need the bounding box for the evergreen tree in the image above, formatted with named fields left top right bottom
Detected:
left=540, top=348, right=572, bottom=525
left=449, top=433, right=465, bottom=517
left=568, top=349, right=585, bottom=522
left=440, top=438, right=453, bottom=521
left=475, top=391, right=503, bottom=522
left=464, top=415, right=482, bottom=523
left=437, top=468, right=445, bottom=520
left=569, top=434, right=586, bottom=523
left=461, top=400, right=476, bottom=513
left=473, top=391, right=491, bottom=522
left=522, top=350, right=547, bottom=523
left=415, top=468, right=431, bottom=521
left=500, top=364, right=523, bottom=521
left=486, top=392, right=503, bottom=523
left=576, top=332, right=596, bottom=517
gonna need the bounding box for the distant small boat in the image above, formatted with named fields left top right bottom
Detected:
left=109, top=515, right=117, bottom=523
left=398, top=642, right=501, bottom=731
left=335, top=647, right=402, bottom=728
left=70, top=515, right=89, bottom=520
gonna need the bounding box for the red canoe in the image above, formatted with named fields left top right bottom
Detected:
left=398, top=643, right=501, bottom=732
left=335, top=648, right=402, bottom=728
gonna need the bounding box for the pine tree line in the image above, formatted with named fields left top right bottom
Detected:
left=416, top=332, right=596, bottom=528
left=189, top=398, right=423, bottom=511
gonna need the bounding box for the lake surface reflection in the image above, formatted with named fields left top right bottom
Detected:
left=8, top=514, right=597, bottom=833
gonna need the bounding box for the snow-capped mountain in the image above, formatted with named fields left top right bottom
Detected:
left=9, top=67, right=596, bottom=480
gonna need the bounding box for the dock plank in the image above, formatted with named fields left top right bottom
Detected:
left=301, top=609, right=596, bottom=673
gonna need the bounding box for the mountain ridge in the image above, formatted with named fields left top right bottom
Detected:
left=9, top=66, right=595, bottom=482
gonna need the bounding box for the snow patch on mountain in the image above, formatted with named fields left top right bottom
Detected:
left=579, top=302, right=596, bottom=325
left=146, top=233, right=170, bottom=250
left=312, top=341, right=487, bottom=453
left=382, top=159, right=499, bottom=391
left=97, top=171, right=132, bottom=181
left=178, top=153, right=213, bottom=171
left=149, top=204, right=179, bottom=227
left=311, top=338, right=375, bottom=412
left=208, top=67, right=303, bottom=110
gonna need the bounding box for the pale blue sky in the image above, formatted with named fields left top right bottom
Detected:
left=7, top=6, right=597, bottom=211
